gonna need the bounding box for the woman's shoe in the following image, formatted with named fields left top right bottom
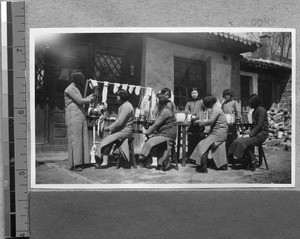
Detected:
left=196, top=152, right=208, bottom=173
left=249, top=158, right=257, bottom=171
left=95, top=163, right=109, bottom=169
left=155, top=165, right=162, bottom=171
left=218, top=164, right=228, bottom=170
left=145, top=158, right=153, bottom=169
left=195, top=165, right=207, bottom=173
left=70, top=166, right=83, bottom=172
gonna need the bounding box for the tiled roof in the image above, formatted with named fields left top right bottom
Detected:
left=241, top=57, right=291, bottom=71
left=211, top=32, right=262, bottom=48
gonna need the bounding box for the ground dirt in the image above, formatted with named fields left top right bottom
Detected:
left=35, top=146, right=292, bottom=186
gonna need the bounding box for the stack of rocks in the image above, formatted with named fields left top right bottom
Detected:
left=266, top=107, right=292, bottom=150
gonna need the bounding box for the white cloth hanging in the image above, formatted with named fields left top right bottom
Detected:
left=150, top=90, right=156, bottom=117
left=102, top=81, right=109, bottom=103
left=113, top=83, right=121, bottom=93
left=140, top=87, right=152, bottom=115
left=89, top=79, right=98, bottom=89
left=170, top=90, right=174, bottom=102
left=135, top=85, right=141, bottom=95
left=128, top=85, right=135, bottom=93
left=122, top=84, right=128, bottom=90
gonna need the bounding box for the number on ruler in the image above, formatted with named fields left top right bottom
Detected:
left=17, top=48, right=23, bottom=52
left=17, top=109, right=25, bottom=114
left=19, top=171, right=25, bottom=176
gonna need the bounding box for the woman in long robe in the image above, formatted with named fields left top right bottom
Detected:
left=139, top=93, right=177, bottom=171
left=221, top=89, right=242, bottom=158
left=95, top=89, right=134, bottom=169
left=190, top=95, right=228, bottom=173
left=228, top=94, right=268, bottom=171
left=64, top=72, right=94, bottom=171
left=184, top=87, right=206, bottom=158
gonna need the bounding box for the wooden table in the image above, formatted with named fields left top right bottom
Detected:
left=176, top=122, right=190, bottom=167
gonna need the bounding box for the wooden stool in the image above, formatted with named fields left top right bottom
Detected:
left=169, top=142, right=178, bottom=170
left=116, top=137, right=137, bottom=169
left=250, top=144, right=268, bottom=170
left=255, top=144, right=269, bottom=170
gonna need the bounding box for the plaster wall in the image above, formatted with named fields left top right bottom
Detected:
left=141, top=36, right=234, bottom=100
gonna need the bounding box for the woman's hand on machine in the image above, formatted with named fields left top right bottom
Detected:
left=103, top=127, right=110, bottom=132
left=87, top=94, right=95, bottom=102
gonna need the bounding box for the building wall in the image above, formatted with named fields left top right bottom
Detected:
left=241, top=69, right=291, bottom=112
left=141, top=36, right=235, bottom=100
left=279, top=75, right=292, bottom=112
left=231, top=55, right=241, bottom=100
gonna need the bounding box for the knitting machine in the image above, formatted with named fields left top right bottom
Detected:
left=86, top=81, right=107, bottom=163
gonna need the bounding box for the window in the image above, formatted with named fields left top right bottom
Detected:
left=35, top=48, right=45, bottom=91
left=240, top=75, right=251, bottom=112
left=94, top=52, right=122, bottom=82
left=174, top=57, right=206, bottom=110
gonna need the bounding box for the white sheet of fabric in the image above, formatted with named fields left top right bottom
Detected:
left=89, top=79, right=98, bottom=89
left=102, top=81, right=109, bottom=103
left=113, top=83, right=121, bottom=93
left=135, top=85, right=141, bottom=95
left=145, top=87, right=152, bottom=96
left=128, top=85, right=135, bottom=93
left=170, top=90, right=174, bottom=102
left=140, top=87, right=152, bottom=115
left=150, top=91, right=156, bottom=117
left=122, top=84, right=128, bottom=90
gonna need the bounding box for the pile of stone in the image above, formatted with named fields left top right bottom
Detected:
left=266, top=107, right=292, bottom=150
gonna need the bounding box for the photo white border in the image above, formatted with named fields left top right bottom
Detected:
left=29, top=27, right=296, bottom=190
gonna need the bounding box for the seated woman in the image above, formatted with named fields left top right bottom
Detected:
left=184, top=87, right=206, bottom=159
left=228, top=94, right=268, bottom=171
left=139, top=93, right=177, bottom=171
left=95, top=89, right=134, bottom=169
left=190, top=95, right=228, bottom=173
left=161, top=87, right=177, bottom=113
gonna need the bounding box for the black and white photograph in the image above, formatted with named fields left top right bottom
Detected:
left=30, top=28, right=295, bottom=188
left=2, top=1, right=300, bottom=239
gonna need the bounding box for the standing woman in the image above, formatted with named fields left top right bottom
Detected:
left=184, top=87, right=206, bottom=158
left=95, top=89, right=134, bottom=169
left=139, top=93, right=177, bottom=171
left=228, top=94, right=268, bottom=171
left=64, top=72, right=94, bottom=172
left=221, top=89, right=242, bottom=157
left=190, top=95, right=228, bottom=173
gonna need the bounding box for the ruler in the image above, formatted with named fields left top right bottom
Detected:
left=1, top=1, right=29, bottom=238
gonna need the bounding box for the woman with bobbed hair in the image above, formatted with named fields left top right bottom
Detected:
left=190, top=94, right=228, bottom=173
left=139, top=93, right=177, bottom=171
left=221, top=89, right=242, bottom=159
left=184, top=87, right=206, bottom=158
left=222, top=89, right=241, bottom=121
left=161, top=87, right=177, bottom=113
left=64, top=72, right=95, bottom=171
left=95, top=89, right=134, bottom=169
left=228, top=94, right=269, bottom=171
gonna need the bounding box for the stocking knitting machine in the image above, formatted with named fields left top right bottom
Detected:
left=85, top=79, right=107, bottom=163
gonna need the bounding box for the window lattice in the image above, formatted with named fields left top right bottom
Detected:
left=94, top=53, right=122, bottom=82
left=35, top=48, right=45, bottom=90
